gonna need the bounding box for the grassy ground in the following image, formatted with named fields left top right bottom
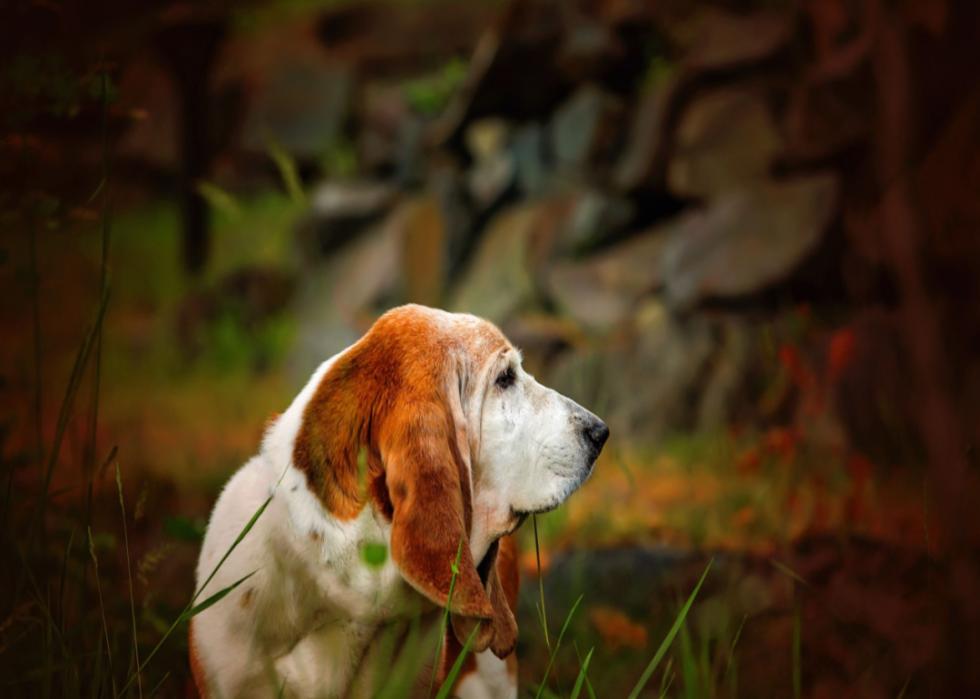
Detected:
left=0, top=192, right=937, bottom=697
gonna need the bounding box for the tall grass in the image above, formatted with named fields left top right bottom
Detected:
left=1, top=90, right=731, bottom=698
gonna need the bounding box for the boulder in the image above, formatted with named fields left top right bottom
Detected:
left=527, top=188, right=635, bottom=264
left=668, top=89, right=783, bottom=198
left=661, top=174, right=839, bottom=309
left=554, top=8, right=621, bottom=84
left=511, top=122, right=547, bottom=196
left=668, top=7, right=792, bottom=72
left=544, top=228, right=669, bottom=332
left=357, top=82, right=425, bottom=182
left=288, top=221, right=402, bottom=381
left=427, top=0, right=570, bottom=146
left=392, top=196, right=447, bottom=307
left=464, top=118, right=516, bottom=209
left=239, top=59, right=352, bottom=160
left=549, top=84, right=624, bottom=173
left=612, top=8, right=791, bottom=192
left=612, top=71, right=681, bottom=191
left=297, top=180, right=398, bottom=259
left=500, top=313, right=585, bottom=371
left=546, top=303, right=720, bottom=441
left=449, top=204, right=539, bottom=323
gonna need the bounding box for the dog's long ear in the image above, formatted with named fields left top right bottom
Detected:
left=450, top=536, right=519, bottom=658
left=379, top=356, right=496, bottom=631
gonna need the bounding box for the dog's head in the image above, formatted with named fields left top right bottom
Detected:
left=293, top=305, right=607, bottom=656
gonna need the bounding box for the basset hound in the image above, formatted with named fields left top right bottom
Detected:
left=190, top=305, right=608, bottom=698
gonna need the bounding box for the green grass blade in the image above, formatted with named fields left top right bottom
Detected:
left=573, top=643, right=598, bottom=699
left=533, top=593, right=584, bottom=699
left=723, top=613, right=747, bottom=695
left=533, top=515, right=551, bottom=649
left=659, top=657, right=675, bottom=698
left=147, top=671, right=171, bottom=698
left=569, top=647, right=594, bottom=699
left=87, top=526, right=118, bottom=698
left=196, top=181, right=242, bottom=219
left=194, top=494, right=272, bottom=604
left=30, top=286, right=109, bottom=542
left=627, top=558, right=713, bottom=699
left=376, top=617, right=441, bottom=699
left=428, top=538, right=465, bottom=696
left=434, top=622, right=481, bottom=699
left=120, top=495, right=272, bottom=694
left=771, top=559, right=810, bottom=587
left=185, top=571, right=257, bottom=618
left=266, top=138, right=306, bottom=205
left=115, top=461, right=143, bottom=698
left=679, top=622, right=697, bottom=699
left=792, top=599, right=802, bottom=699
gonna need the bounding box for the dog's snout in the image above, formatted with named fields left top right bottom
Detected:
left=583, top=419, right=609, bottom=454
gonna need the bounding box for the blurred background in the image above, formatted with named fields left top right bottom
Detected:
left=2, top=0, right=979, bottom=696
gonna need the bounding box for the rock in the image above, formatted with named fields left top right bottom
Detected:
left=544, top=302, right=764, bottom=442
left=668, top=7, right=792, bottom=72
left=357, top=83, right=425, bottom=182
left=315, top=0, right=493, bottom=78
left=239, top=59, right=352, bottom=160
left=554, top=9, right=621, bottom=83
left=549, top=84, right=623, bottom=173
left=668, top=89, right=783, bottom=198
left=612, top=305, right=718, bottom=438
left=545, top=303, right=719, bottom=441
left=500, top=313, right=585, bottom=370
left=696, top=317, right=753, bottom=432
left=428, top=0, right=570, bottom=146
left=544, top=228, right=669, bottom=332
left=528, top=189, right=635, bottom=264
left=661, top=174, right=839, bottom=309
left=465, top=117, right=509, bottom=160
left=297, top=181, right=398, bottom=259
left=561, top=189, right=635, bottom=253
left=426, top=162, right=476, bottom=275
left=782, top=80, right=869, bottom=166
left=430, top=0, right=654, bottom=147
left=392, top=196, right=447, bottom=307
left=464, top=118, right=515, bottom=209
left=468, top=155, right=516, bottom=210
left=511, top=122, right=547, bottom=195
left=610, top=9, right=791, bottom=193
left=289, top=221, right=402, bottom=381
left=612, top=71, right=681, bottom=191
left=449, top=204, right=539, bottom=323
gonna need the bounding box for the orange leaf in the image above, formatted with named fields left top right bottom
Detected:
left=589, top=606, right=648, bottom=651
left=519, top=548, right=551, bottom=578
left=764, top=427, right=798, bottom=463
left=827, top=327, right=856, bottom=383
left=736, top=447, right=761, bottom=475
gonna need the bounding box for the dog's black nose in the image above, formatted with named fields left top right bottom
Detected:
left=583, top=419, right=609, bottom=453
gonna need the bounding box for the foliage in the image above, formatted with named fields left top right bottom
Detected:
left=403, top=58, right=468, bottom=117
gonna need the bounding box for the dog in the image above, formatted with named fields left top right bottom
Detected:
left=190, top=305, right=608, bottom=698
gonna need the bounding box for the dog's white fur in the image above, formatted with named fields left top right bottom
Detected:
left=192, top=306, right=606, bottom=698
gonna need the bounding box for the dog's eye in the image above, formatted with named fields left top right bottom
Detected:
left=495, top=367, right=516, bottom=389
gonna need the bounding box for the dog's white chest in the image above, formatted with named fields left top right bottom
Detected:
left=271, top=467, right=420, bottom=626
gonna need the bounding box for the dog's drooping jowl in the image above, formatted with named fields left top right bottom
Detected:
left=191, top=305, right=608, bottom=698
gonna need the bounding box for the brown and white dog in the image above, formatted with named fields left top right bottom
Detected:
left=190, top=305, right=608, bottom=698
